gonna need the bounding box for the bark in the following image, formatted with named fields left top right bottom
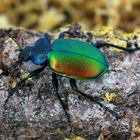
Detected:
left=0, top=27, right=140, bottom=140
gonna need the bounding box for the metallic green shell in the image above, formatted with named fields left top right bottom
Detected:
left=48, top=39, right=109, bottom=80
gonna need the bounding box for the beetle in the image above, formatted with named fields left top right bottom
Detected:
left=1, top=28, right=140, bottom=122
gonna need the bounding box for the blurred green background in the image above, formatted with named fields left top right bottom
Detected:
left=0, top=0, right=139, bottom=32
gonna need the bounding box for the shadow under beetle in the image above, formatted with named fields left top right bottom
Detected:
left=1, top=27, right=140, bottom=122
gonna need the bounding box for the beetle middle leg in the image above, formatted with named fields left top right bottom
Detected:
left=52, top=73, right=75, bottom=133
left=52, top=73, right=71, bottom=122
left=70, top=79, right=121, bottom=119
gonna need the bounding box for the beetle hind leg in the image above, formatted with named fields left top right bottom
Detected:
left=94, top=41, right=140, bottom=53
left=70, top=79, right=121, bottom=119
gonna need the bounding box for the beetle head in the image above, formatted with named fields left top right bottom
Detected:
left=19, top=34, right=51, bottom=65
left=31, top=37, right=50, bottom=65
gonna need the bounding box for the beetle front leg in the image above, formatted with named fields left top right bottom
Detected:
left=4, top=65, right=46, bottom=107
left=70, top=79, right=121, bottom=119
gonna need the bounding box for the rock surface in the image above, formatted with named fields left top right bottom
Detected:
left=0, top=27, right=140, bottom=140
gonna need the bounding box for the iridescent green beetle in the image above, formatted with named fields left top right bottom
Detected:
left=2, top=29, right=140, bottom=121
left=49, top=39, right=108, bottom=80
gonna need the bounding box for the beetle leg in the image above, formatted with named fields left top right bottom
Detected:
left=4, top=65, right=46, bottom=107
left=52, top=73, right=71, bottom=123
left=94, top=42, right=140, bottom=53
left=70, top=79, right=121, bottom=119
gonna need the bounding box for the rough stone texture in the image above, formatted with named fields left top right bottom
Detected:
left=0, top=28, right=140, bottom=140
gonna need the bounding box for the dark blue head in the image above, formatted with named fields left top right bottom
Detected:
left=19, top=33, right=51, bottom=65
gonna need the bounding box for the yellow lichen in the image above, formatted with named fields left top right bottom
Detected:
left=103, top=92, right=124, bottom=104
left=109, top=38, right=127, bottom=52
left=20, top=70, right=32, bottom=85
left=8, top=81, right=16, bottom=89
left=104, top=92, right=124, bottom=104
left=132, top=121, right=140, bottom=134
left=65, top=133, right=86, bottom=140
left=5, top=38, right=20, bottom=51
left=56, top=127, right=62, bottom=134
left=104, top=92, right=117, bottom=103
